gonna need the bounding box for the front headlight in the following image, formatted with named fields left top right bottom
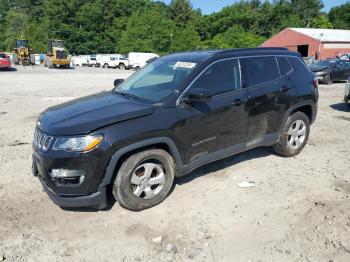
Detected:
left=53, top=134, right=103, bottom=152
left=315, top=71, right=326, bottom=76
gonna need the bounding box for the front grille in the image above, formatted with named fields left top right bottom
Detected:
left=34, top=129, right=53, bottom=151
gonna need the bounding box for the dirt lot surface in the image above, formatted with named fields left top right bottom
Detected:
left=0, top=65, right=349, bottom=262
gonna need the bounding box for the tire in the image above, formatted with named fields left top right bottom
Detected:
left=119, top=63, right=126, bottom=70
left=273, top=112, right=310, bottom=157
left=135, top=66, right=141, bottom=71
left=113, top=149, right=175, bottom=211
left=324, top=74, right=333, bottom=85
left=103, top=63, right=108, bottom=68
left=22, top=58, right=31, bottom=66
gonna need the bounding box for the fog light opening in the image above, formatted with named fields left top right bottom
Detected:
left=49, top=169, right=86, bottom=186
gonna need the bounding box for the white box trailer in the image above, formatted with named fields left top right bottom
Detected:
left=128, top=52, right=159, bottom=70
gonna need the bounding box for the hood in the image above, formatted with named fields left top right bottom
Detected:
left=38, top=91, right=154, bottom=136
left=309, top=65, right=329, bottom=72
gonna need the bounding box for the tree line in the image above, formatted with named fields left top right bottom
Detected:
left=0, top=0, right=349, bottom=55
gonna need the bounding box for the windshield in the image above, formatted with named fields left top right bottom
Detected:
left=116, top=59, right=197, bottom=103
left=16, top=40, right=28, bottom=48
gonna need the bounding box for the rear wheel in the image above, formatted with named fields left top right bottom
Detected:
left=135, top=66, right=141, bottom=71
left=273, top=112, right=310, bottom=157
left=113, top=149, right=175, bottom=211
left=119, top=63, right=126, bottom=70
left=103, top=63, right=108, bottom=68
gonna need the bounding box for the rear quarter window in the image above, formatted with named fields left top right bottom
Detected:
left=288, top=57, right=312, bottom=76
left=241, top=56, right=280, bottom=88
left=277, top=57, right=294, bottom=76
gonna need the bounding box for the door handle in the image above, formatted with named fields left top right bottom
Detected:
left=231, top=98, right=248, bottom=106
left=280, top=85, right=292, bottom=92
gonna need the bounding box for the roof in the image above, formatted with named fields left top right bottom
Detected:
left=162, top=47, right=294, bottom=63
left=290, top=28, right=350, bottom=42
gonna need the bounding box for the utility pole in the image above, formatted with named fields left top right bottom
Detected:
left=170, top=33, right=173, bottom=53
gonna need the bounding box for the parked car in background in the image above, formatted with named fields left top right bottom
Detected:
left=100, top=54, right=129, bottom=70
left=128, top=52, right=159, bottom=70
left=309, top=59, right=350, bottom=85
left=32, top=48, right=318, bottom=211
left=87, top=55, right=100, bottom=67
left=345, top=77, right=350, bottom=109
left=0, top=52, right=11, bottom=70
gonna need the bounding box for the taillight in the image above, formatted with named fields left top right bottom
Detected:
left=312, top=77, right=318, bottom=89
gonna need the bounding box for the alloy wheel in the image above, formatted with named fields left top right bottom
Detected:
left=130, top=162, right=166, bottom=200
left=287, top=119, right=306, bottom=149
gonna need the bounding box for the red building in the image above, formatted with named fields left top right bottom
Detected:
left=261, top=28, right=350, bottom=60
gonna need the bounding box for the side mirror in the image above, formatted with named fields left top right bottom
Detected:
left=183, top=88, right=212, bottom=103
left=114, top=78, right=124, bottom=87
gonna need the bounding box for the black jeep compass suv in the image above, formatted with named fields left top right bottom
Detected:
left=32, top=48, right=318, bottom=211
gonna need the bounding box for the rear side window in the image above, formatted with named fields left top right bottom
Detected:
left=0, top=54, right=6, bottom=58
left=191, top=59, right=241, bottom=95
left=288, top=57, right=310, bottom=75
left=277, top=57, right=293, bottom=76
left=241, top=56, right=280, bottom=88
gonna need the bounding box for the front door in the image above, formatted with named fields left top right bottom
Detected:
left=175, top=58, right=249, bottom=164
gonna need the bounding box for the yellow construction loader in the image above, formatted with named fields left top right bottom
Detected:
left=44, top=39, right=70, bottom=69
left=12, top=39, right=35, bottom=66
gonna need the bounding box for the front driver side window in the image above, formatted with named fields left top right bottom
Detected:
left=190, top=59, right=241, bottom=95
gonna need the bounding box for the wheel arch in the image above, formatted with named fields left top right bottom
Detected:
left=278, top=101, right=316, bottom=135
left=100, top=137, right=183, bottom=188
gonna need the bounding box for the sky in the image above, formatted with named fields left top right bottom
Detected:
left=161, top=0, right=348, bottom=14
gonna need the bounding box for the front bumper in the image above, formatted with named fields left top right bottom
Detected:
left=32, top=161, right=107, bottom=208
left=52, top=59, right=70, bottom=66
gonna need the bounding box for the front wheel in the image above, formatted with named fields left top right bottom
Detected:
left=324, top=74, right=333, bottom=85
left=113, top=149, right=175, bottom=211
left=273, top=112, right=310, bottom=157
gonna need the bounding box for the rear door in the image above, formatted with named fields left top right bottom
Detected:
left=240, top=56, right=293, bottom=146
left=176, top=58, right=249, bottom=163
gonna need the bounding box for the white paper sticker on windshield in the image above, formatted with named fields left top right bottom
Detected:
left=174, top=61, right=196, bottom=69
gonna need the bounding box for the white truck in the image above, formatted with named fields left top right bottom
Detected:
left=128, top=52, right=159, bottom=70
left=71, top=55, right=89, bottom=67
left=99, top=54, right=129, bottom=70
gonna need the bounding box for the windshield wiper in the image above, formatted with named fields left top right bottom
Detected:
left=115, top=91, right=139, bottom=100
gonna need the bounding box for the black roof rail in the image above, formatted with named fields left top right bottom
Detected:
left=218, top=47, right=289, bottom=54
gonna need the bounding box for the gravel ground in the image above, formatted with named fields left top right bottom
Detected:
left=0, top=65, right=349, bottom=262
